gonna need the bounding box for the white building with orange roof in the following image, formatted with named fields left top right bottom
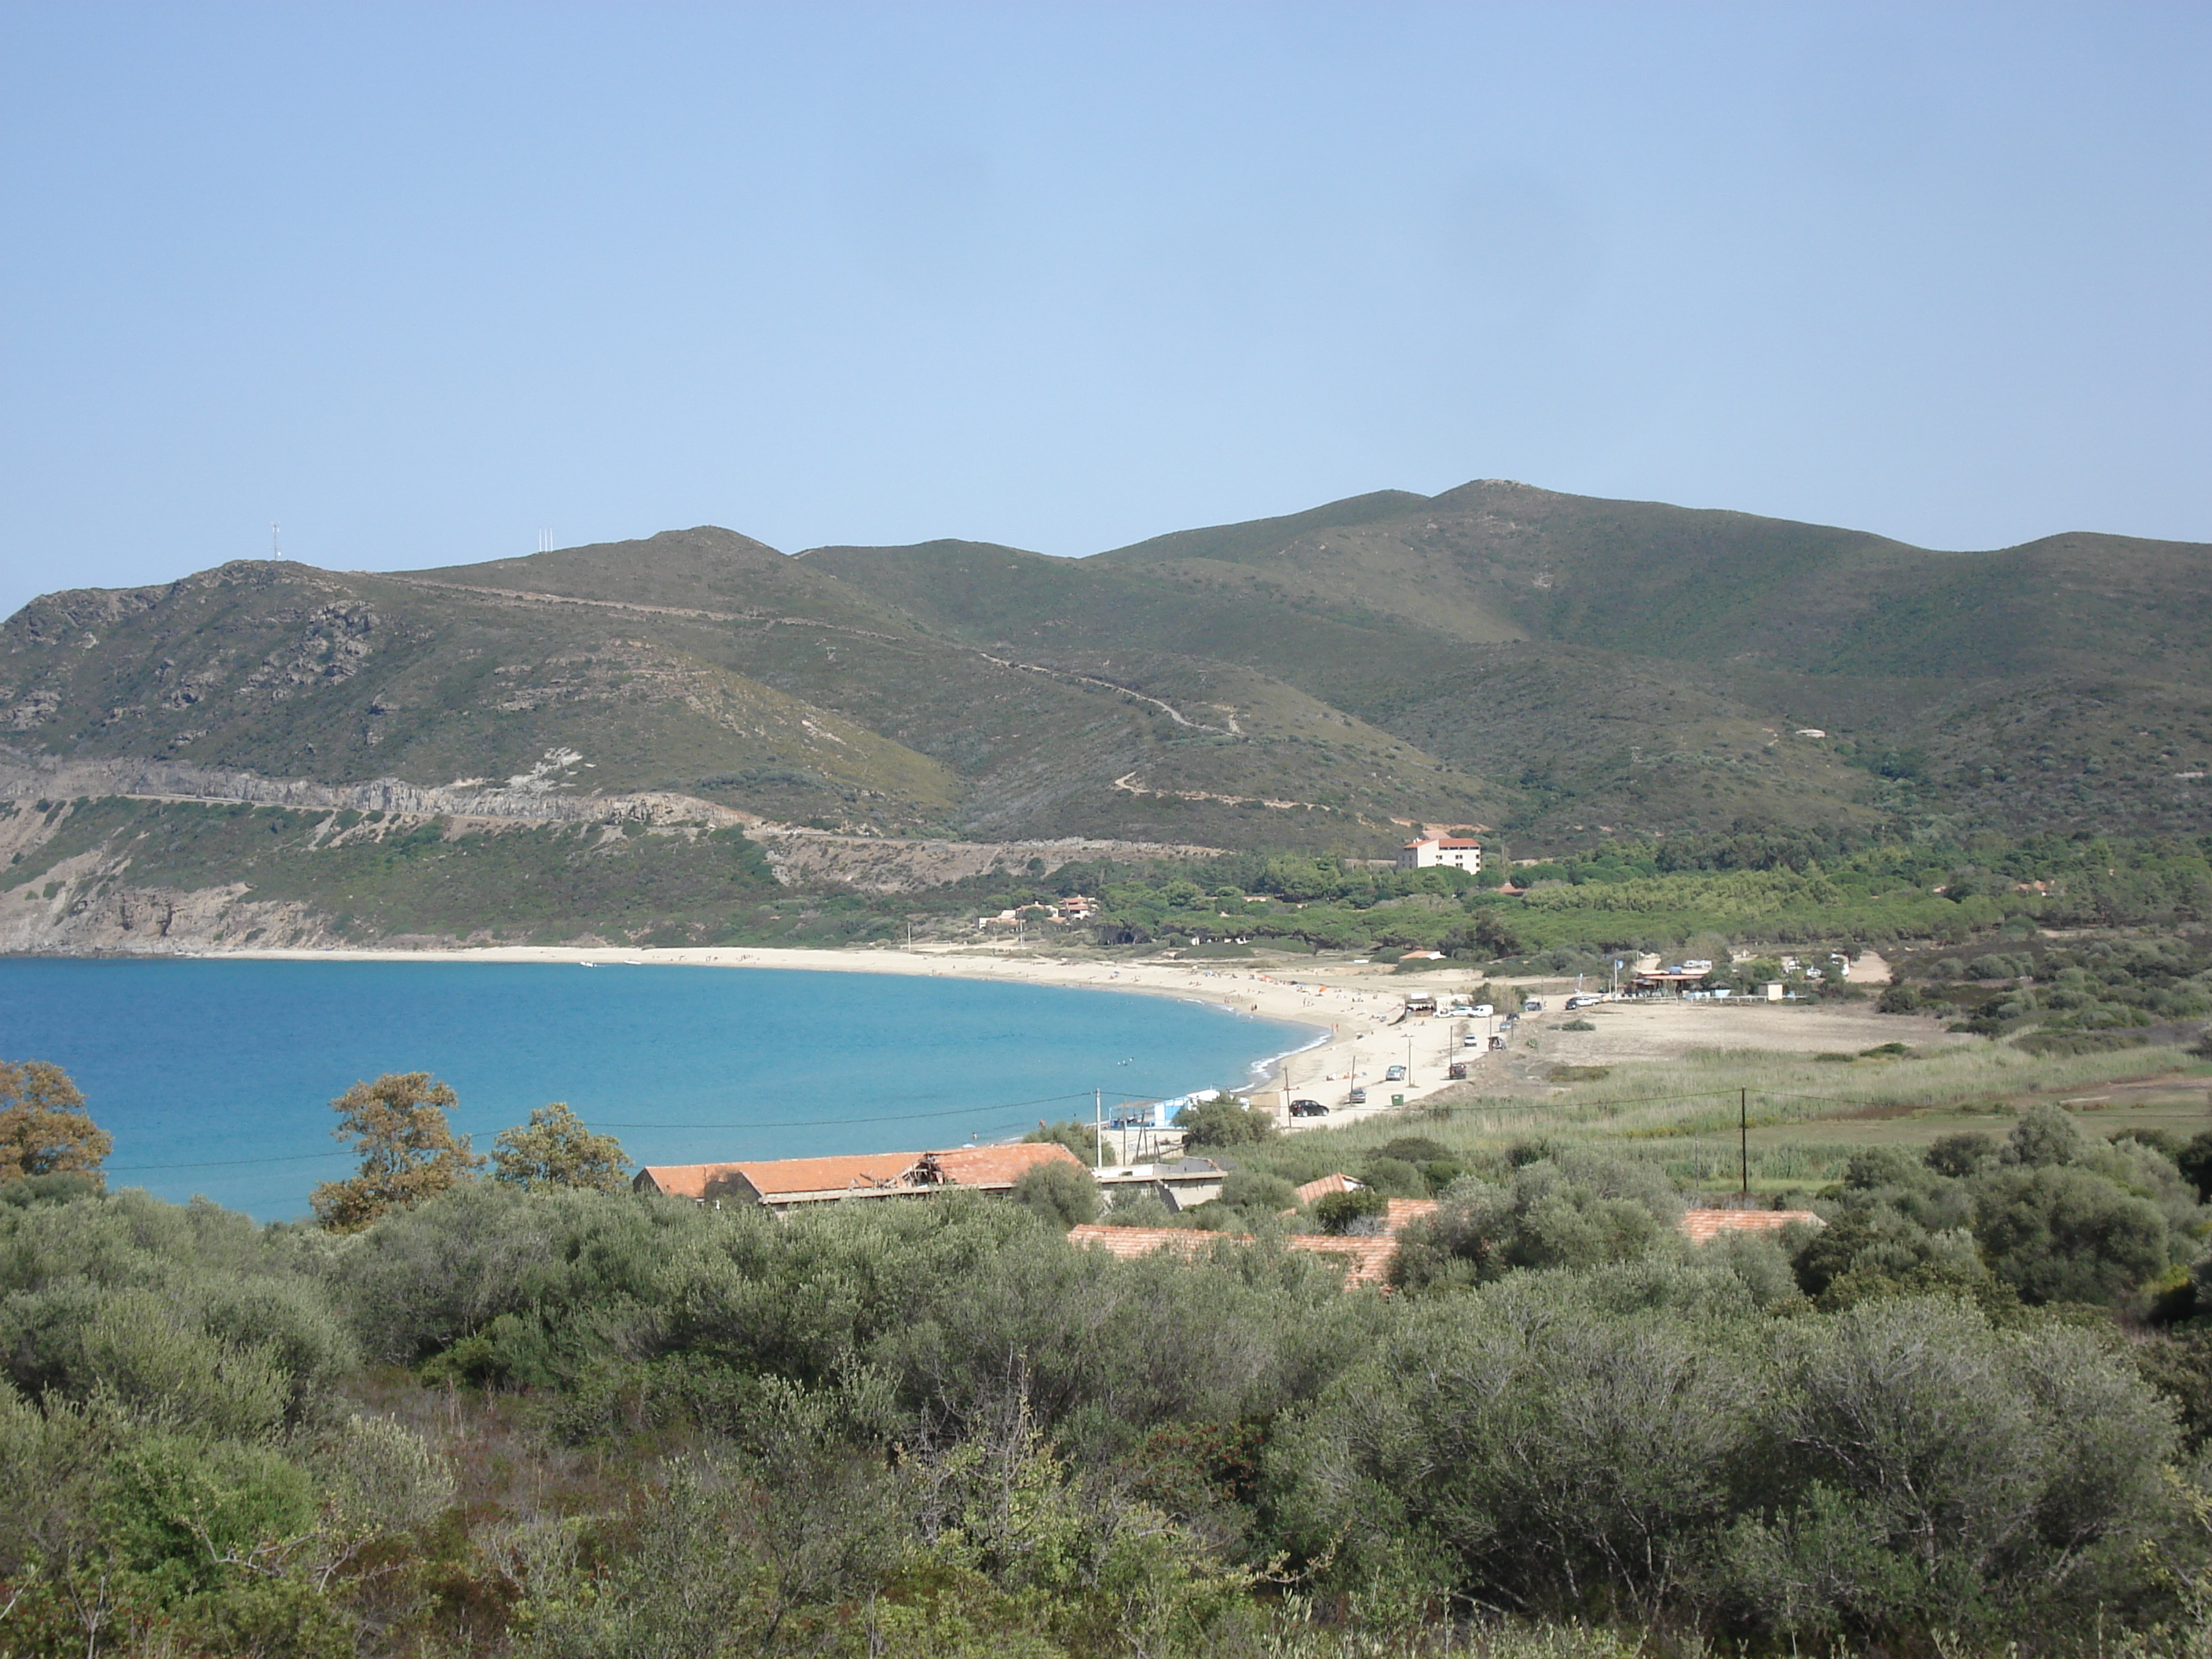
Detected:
left=1396, top=837, right=1483, bottom=873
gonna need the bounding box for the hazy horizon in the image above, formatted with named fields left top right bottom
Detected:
left=4, top=2, right=2207, bottom=618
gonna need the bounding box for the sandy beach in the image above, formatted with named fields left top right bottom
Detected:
left=210, top=940, right=1940, bottom=1147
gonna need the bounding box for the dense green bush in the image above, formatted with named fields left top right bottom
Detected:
left=2, top=1130, right=2210, bottom=1655
left=1390, top=1152, right=1685, bottom=1292
left=1010, top=1158, right=1101, bottom=1229
left=1269, top=1281, right=2177, bottom=1639
left=1800, top=1104, right=2205, bottom=1313
left=1171, top=1092, right=1275, bottom=1148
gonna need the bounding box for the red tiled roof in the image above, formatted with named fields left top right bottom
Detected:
left=636, top=1152, right=917, bottom=1202
left=636, top=1141, right=1085, bottom=1204
left=1680, top=1207, right=1823, bottom=1243
left=1066, top=1223, right=1219, bottom=1261
left=925, top=1141, right=1086, bottom=1189
left=1294, top=1173, right=1364, bottom=1205
left=1384, top=1197, right=1439, bottom=1231
left=1066, top=1223, right=1400, bottom=1288
left=1286, top=1233, right=1398, bottom=1285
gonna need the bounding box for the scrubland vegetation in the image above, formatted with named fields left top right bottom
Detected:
left=7, top=810, right=2212, bottom=1654
left=939, top=829, right=2212, bottom=976
left=8, top=1028, right=2212, bottom=1656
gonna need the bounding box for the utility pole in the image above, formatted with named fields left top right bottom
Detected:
left=1094, top=1089, right=1103, bottom=1172
left=1740, top=1088, right=1749, bottom=1198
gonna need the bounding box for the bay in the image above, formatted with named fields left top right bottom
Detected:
left=0, top=958, right=1314, bottom=1221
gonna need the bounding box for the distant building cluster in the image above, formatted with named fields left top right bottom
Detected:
left=635, top=1137, right=1821, bottom=1292
left=978, top=894, right=1097, bottom=931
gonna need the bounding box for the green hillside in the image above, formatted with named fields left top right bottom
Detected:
left=5, top=482, right=2210, bottom=888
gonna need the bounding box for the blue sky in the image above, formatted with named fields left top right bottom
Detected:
left=2, top=2, right=2207, bottom=617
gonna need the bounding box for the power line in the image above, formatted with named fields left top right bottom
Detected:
left=108, top=1148, right=356, bottom=1174
left=100, top=1086, right=1179, bottom=1175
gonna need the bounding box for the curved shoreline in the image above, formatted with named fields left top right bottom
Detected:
left=188, top=941, right=1457, bottom=1130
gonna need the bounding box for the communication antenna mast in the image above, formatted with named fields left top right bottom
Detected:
left=537, top=528, right=554, bottom=553
left=271, top=522, right=284, bottom=561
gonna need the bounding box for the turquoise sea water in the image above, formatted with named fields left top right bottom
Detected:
left=0, top=958, right=1316, bottom=1221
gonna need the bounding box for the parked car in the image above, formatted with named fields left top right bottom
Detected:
left=1447, top=1060, right=1469, bottom=1080
left=1346, top=1087, right=1368, bottom=1104
left=1463, top=1031, right=1485, bottom=1047
left=1489, top=1034, right=1507, bottom=1050
left=1523, top=998, right=1545, bottom=1013
left=1384, top=1064, right=1408, bottom=1082
left=1288, top=1097, right=1329, bottom=1117
left=1469, top=1004, right=1493, bottom=1017
left=1564, top=994, right=1605, bottom=1011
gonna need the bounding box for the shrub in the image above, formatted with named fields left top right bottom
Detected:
left=1313, top=1188, right=1388, bottom=1234
left=2001, top=1103, right=2090, bottom=1169
left=1024, top=1118, right=1101, bottom=1160
left=1392, top=1153, right=1683, bottom=1291
left=1009, top=1159, right=1100, bottom=1229
left=1218, top=1169, right=1297, bottom=1212
left=1354, top=1157, right=1428, bottom=1199
left=1972, top=1163, right=2169, bottom=1305
left=1174, top=1093, right=1276, bottom=1148
left=1925, top=1132, right=1998, bottom=1178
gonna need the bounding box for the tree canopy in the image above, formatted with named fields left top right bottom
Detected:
left=310, top=1072, right=482, bottom=1234
left=489, top=1102, right=630, bottom=1193
left=0, top=1059, right=110, bottom=1185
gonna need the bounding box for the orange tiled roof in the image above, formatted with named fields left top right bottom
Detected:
left=925, top=1141, right=1086, bottom=1189
left=1384, top=1197, right=1439, bottom=1231
left=637, top=1152, right=919, bottom=1201
left=1066, top=1223, right=1399, bottom=1287
left=1294, top=1173, right=1364, bottom=1204
left=1680, top=1207, right=1822, bottom=1243
left=638, top=1141, right=1085, bottom=1204
left=1066, top=1224, right=1219, bottom=1261
left=1285, top=1233, right=1399, bottom=1285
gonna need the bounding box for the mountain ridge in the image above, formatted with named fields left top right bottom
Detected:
left=5, top=482, right=2209, bottom=867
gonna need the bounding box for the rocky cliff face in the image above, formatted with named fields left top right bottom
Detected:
left=0, top=746, right=752, bottom=829
left=0, top=752, right=1223, bottom=953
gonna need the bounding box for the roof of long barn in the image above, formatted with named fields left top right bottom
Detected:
left=1680, top=1207, right=1822, bottom=1243
left=925, top=1141, right=1086, bottom=1188
left=1066, top=1224, right=1401, bottom=1287
left=635, top=1140, right=1084, bottom=1203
